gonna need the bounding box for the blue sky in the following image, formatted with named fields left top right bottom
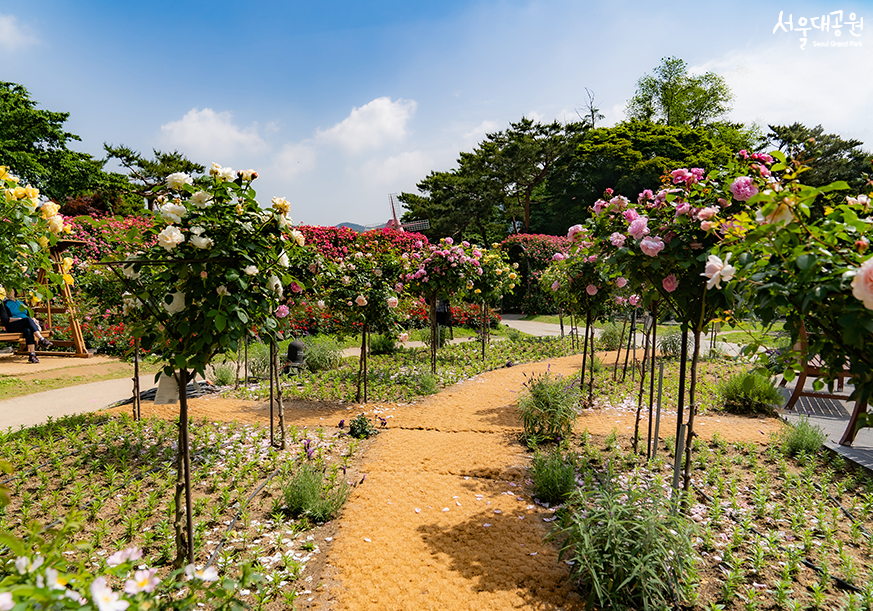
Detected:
left=2, top=0, right=872, bottom=226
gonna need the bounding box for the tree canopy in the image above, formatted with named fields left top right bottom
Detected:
left=0, top=81, right=105, bottom=202
left=626, top=57, right=733, bottom=128
left=103, top=144, right=205, bottom=212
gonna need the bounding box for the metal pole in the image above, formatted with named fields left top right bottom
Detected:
left=672, top=423, right=686, bottom=492
left=653, top=361, right=664, bottom=459
left=269, top=341, right=275, bottom=447
left=647, top=303, right=658, bottom=459
left=132, top=337, right=141, bottom=421
left=178, top=368, right=194, bottom=565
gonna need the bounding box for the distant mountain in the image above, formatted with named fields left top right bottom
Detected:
left=336, top=221, right=387, bottom=232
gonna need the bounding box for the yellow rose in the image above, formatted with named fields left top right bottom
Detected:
left=63, top=225, right=72, bottom=234
left=474, top=288, right=481, bottom=294
left=62, top=257, right=73, bottom=273
left=0, top=286, right=6, bottom=300
left=41, top=202, right=61, bottom=219
left=12, top=186, right=27, bottom=200
left=509, top=273, right=517, bottom=280
left=47, top=215, right=64, bottom=234
left=63, top=274, right=75, bottom=286
left=24, top=185, right=39, bottom=200
left=37, top=236, right=49, bottom=249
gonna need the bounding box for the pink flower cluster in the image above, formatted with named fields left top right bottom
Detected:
left=670, top=168, right=704, bottom=185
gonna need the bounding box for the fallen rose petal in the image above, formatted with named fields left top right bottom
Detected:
left=414, top=508, right=421, bottom=513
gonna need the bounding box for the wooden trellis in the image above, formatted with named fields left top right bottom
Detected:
left=14, top=240, right=90, bottom=358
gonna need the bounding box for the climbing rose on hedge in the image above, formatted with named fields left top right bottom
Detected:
left=662, top=274, right=679, bottom=293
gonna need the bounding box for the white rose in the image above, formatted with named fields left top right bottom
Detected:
left=387, top=297, right=398, bottom=308
left=191, top=191, right=212, bottom=208
left=244, top=265, right=258, bottom=275
left=373, top=268, right=382, bottom=277
left=851, top=257, right=873, bottom=310
left=216, top=285, right=230, bottom=296
left=355, top=295, right=368, bottom=307
left=163, top=291, right=185, bottom=314
left=289, top=230, right=305, bottom=247
left=755, top=200, right=794, bottom=225
left=268, top=275, right=283, bottom=298
left=701, top=253, right=736, bottom=290
left=190, top=226, right=205, bottom=235
left=276, top=213, right=291, bottom=229
left=157, top=226, right=185, bottom=251
left=239, top=169, right=257, bottom=181
left=217, top=166, right=235, bottom=182
left=190, top=235, right=214, bottom=249
left=209, top=162, right=222, bottom=177
left=278, top=251, right=289, bottom=267
left=122, top=262, right=140, bottom=280
left=341, top=276, right=351, bottom=285
left=399, top=332, right=409, bottom=343
left=166, top=172, right=192, bottom=190
left=317, top=300, right=326, bottom=309
left=160, top=203, right=187, bottom=224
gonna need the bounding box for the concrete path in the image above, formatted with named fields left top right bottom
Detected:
left=0, top=374, right=154, bottom=431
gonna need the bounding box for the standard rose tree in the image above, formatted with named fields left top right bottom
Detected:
left=117, top=164, right=304, bottom=566
left=716, top=152, right=873, bottom=442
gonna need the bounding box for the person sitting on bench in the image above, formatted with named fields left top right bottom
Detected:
left=1, top=288, right=52, bottom=363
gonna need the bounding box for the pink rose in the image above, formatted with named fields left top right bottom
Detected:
left=399, top=332, right=409, bottom=343
left=638, top=189, right=654, bottom=204
left=639, top=236, right=665, bottom=257
left=275, top=305, right=290, bottom=318
left=552, top=253, right=565, bottom=262
left=851, top=257, right=873, bottom=309
left=730, top=176, right=759, bottom=201
left=700, top=221, right=713, bottom=231
left=615, top=296, right=626, bottom=305
left=662, top=275, right=679, bottom=293
left=609, top=195, right=629, bottom=211
left=586, top=284, right=598, bottom=296
left=622, top=209, right=640, bottom=223
left=628, top=217, right=649, bottom=240
left=551, top=280, right=560, bottom=292
left=609, top=232, right=627, bottom=247
left=592, top=199, right=608, bottom=215
left=567, top=224, right=587, bottom=242
left=616, top=277, right=628, bottom=288
left=697, top=206, right=718, bottom=220
left=675, top=202, right=691, bottom=216
left=628, top=294, right=641, bottom=306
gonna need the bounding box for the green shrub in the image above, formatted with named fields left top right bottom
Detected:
left=518, top=370, right=579, bottom=445
left=245, top=342, right=271, bottom=378
left=550, top=466, right=698, bottom=610
left=778, top=416, right=827, bottom=457
left=348, top=413, right=380, bottom=439
left=530, top=447, right=577, bottom=505
left=304, top=335, right=342, bottom=372
left=657, top=327, right=690, bottom=359
left=369, top=333, right=397, bottom=355
left=413, top=373, right=438, bottom=395
left=597, top=322, right=628, bottom=351
left=282, top=462, right=351, bottom=522
left=719, top=371, right=784, bottom=415
left=506, top=327, right=523, bottom=342
left=421, top=326, right=450, bottom=347
left=210, top=361, right=236, bottom=386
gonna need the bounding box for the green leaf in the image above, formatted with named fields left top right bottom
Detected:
left=215, top=314, right=227, bottom=332
left=226, top=269, right=240, bottom=282
left=237, top=310, right=249, bottom=324
left=782, top=368, right=796, bottom=383
left=796, top=254, right=815, bottom=271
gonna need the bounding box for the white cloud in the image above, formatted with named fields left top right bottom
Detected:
left=159, top=108, right=267, bottom=161
left=357, top=151, right=432, bottom=188
left=317, top=97, right=417, bottom=154
left=701, top=44, right=873, bottom=143
left=461, top=119, right=500, bottom=150
left=271, top=142, right=317, bottom=180
left=0, top=14, right=38, bottom=51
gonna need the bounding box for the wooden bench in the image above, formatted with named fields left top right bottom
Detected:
left=0, top=329, right=60, bottom=355
left=780, top=322, right=868, bottom=446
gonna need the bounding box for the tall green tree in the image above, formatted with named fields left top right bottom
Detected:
left=541, top=120, right=760, bottom=233
left=482, top=118, right=587, bottom=232
left=767, top=123, right=870, bottom=189
left=0, top=81, right=105, bottom=201
left=626, top=57, right=733, bottom=128
left=103, top=144, right=205, bottom=211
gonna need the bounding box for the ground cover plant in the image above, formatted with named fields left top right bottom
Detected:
left=0, top=412, right=363, bottom=609
left=232, top=336, right=582, bottom=404
left=541, top=425, right=873, bottom=610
